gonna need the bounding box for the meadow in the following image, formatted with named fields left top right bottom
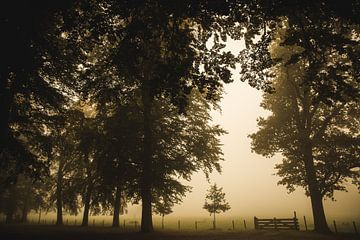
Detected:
left=0, top=224, right=359, bottom=240
left=11, top=214, right=358, bottom=233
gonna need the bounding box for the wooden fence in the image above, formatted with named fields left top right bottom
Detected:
left=254, top=212, right=299, bottom=231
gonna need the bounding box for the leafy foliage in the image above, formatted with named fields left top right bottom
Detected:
left=2, top=0, right=359, bottom=234
left=250, top=23, right=359, bottom=232
left=203, top=184, right=230, bottom=215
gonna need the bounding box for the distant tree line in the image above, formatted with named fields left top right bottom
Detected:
left=0, top=0, right=359, bottom=234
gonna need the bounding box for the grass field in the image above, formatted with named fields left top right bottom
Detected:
left=0, top=225, right=358, bottom=240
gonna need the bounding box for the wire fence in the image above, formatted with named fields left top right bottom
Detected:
left=1, top=214, right=359, bottom=234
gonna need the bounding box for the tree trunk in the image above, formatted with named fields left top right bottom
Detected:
left=21, top=185, right=32, bottom=223
left=303, top=140, right=330, bottom=233
left=56, top=159, right=64, bottom=225
left=112, top=185, right=121, bottom=227
left=213, top=212, right=216, bottom=230
left=140, top=86, right=154, bottom=233
left=38, top=208, right=41, bottom=224
left=5, top=211, right=14, bottom=224
left=5, top=186, right=16, bottom=224
left=81, top=182, right=93, bottom=227
left=161, top=214, right=164, bottom=230
left=0, top=78, right=12, bottom=157
left=21, top=200, right=29, bottom=223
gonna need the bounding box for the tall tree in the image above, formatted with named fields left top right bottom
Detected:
left=58, top=0, right=235, bottom=232
left=49, top=109, right=85, bottom=225
left=98, top=102, right=141, bottom=228
left=37, top=0, right=360, bottom=233
left=76, top=116, right=102, bottom=227
left=250, top=28, right=360, bottom=233
left=0, top=0, right=77, bottom=186
left=109, top=2, right=235, bottom=231
left=239, top=1, right=360, bottom=232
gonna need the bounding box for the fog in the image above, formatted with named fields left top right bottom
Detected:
left=116, top=80, right=360, bottom=224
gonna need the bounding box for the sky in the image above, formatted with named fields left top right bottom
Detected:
left=29, top=39, right=359, bottom=228
left=36, top=79, right=359, bottom=225
left=124, top=39, right=360, bottom=224
left=170, top=80, right=360, bottom=221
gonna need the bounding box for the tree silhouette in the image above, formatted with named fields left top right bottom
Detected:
left=1, top=1, right=359, bottom=234
left=250, top=25, right=360, bottom=233
left=203, top=184, right=230, bottom=230
left=153, top=195, right=173, bottom=230
left=0, top=174, right=49, bottom=223
left=241, top=1, right=360, bottom=231
left=0, top=1, right=76, bottom=185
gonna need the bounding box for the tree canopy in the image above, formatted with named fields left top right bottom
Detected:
left=250, top=22, right=360, bottom=233
left=1, top=0, right=359, bottom=234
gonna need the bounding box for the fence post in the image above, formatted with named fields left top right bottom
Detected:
left=178, top=220, right=180, bottom=231
left=293, top=211, right=299, bottom=230
left=333, top=220, right=338, bottom=234
left=66, top=219, right=68, bottom=225
left=38, top=209, right=41, bottom=224
left=303, top=216, right=308, bottom=231
left=244, top=219, right=247, bottom=230
left=293, top=212, right=299, bottom=231
left=353, top=221, right=358, bottom=234
left=123, top=220, right=125, bottom=230
left=195, top=221, right=197, bottom=231
left=232, top=220, right=235, bottom=230
left=274, top=218, right=277, bottom=230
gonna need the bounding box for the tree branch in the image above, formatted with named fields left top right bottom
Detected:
left=312, top=103, right=345, bottom=142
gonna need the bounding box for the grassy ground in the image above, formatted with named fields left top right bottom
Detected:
left=0, top=225, right=359, bottom=240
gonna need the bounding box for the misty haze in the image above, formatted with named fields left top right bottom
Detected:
left=0, top=1, right=359, bottom=240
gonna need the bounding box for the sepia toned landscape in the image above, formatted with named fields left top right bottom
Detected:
left=0, top=1, right=359, bottom=239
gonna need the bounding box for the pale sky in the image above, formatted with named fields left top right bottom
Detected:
left=170, top=80, right=360, bottom=221
left=125, top=39, right=360, bottom=224
left=40, top=79, right=359, bottom=226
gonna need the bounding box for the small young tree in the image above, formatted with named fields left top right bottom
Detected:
left=203, top=184, right=230, bottom=230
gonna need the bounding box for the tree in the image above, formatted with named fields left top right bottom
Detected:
left=58, top=1, right=235, bottom=232
left=0, top=1, right=77, bottom=186
left=7, top=0, right=359, bottom=233
left=98, top=103, right=141, bottom=228
left=0, top=177, right=25, bottom=223
left=49, top=109, right=85, bottom=225
left=2, top=1, right=359, bottom=190
left=203, top=184, right=230, bottom=230
left=249, top=27, right=360, bottom=233
left=153, top=195, right=173, bottom=230
left=76, top=116, right=102, bottom=227
left=239, top=1, right=360, bottom=232
left=0, top=174, right=50, bottom=224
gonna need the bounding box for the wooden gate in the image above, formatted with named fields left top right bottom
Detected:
left=254, top=212, right=299, bottom=230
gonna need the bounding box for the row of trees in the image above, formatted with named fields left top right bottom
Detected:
left=0, top=89, right=225, bottom=227
left=1, top=0, right=359, bottom=233
left=0, top=0, right=231, bottom=232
